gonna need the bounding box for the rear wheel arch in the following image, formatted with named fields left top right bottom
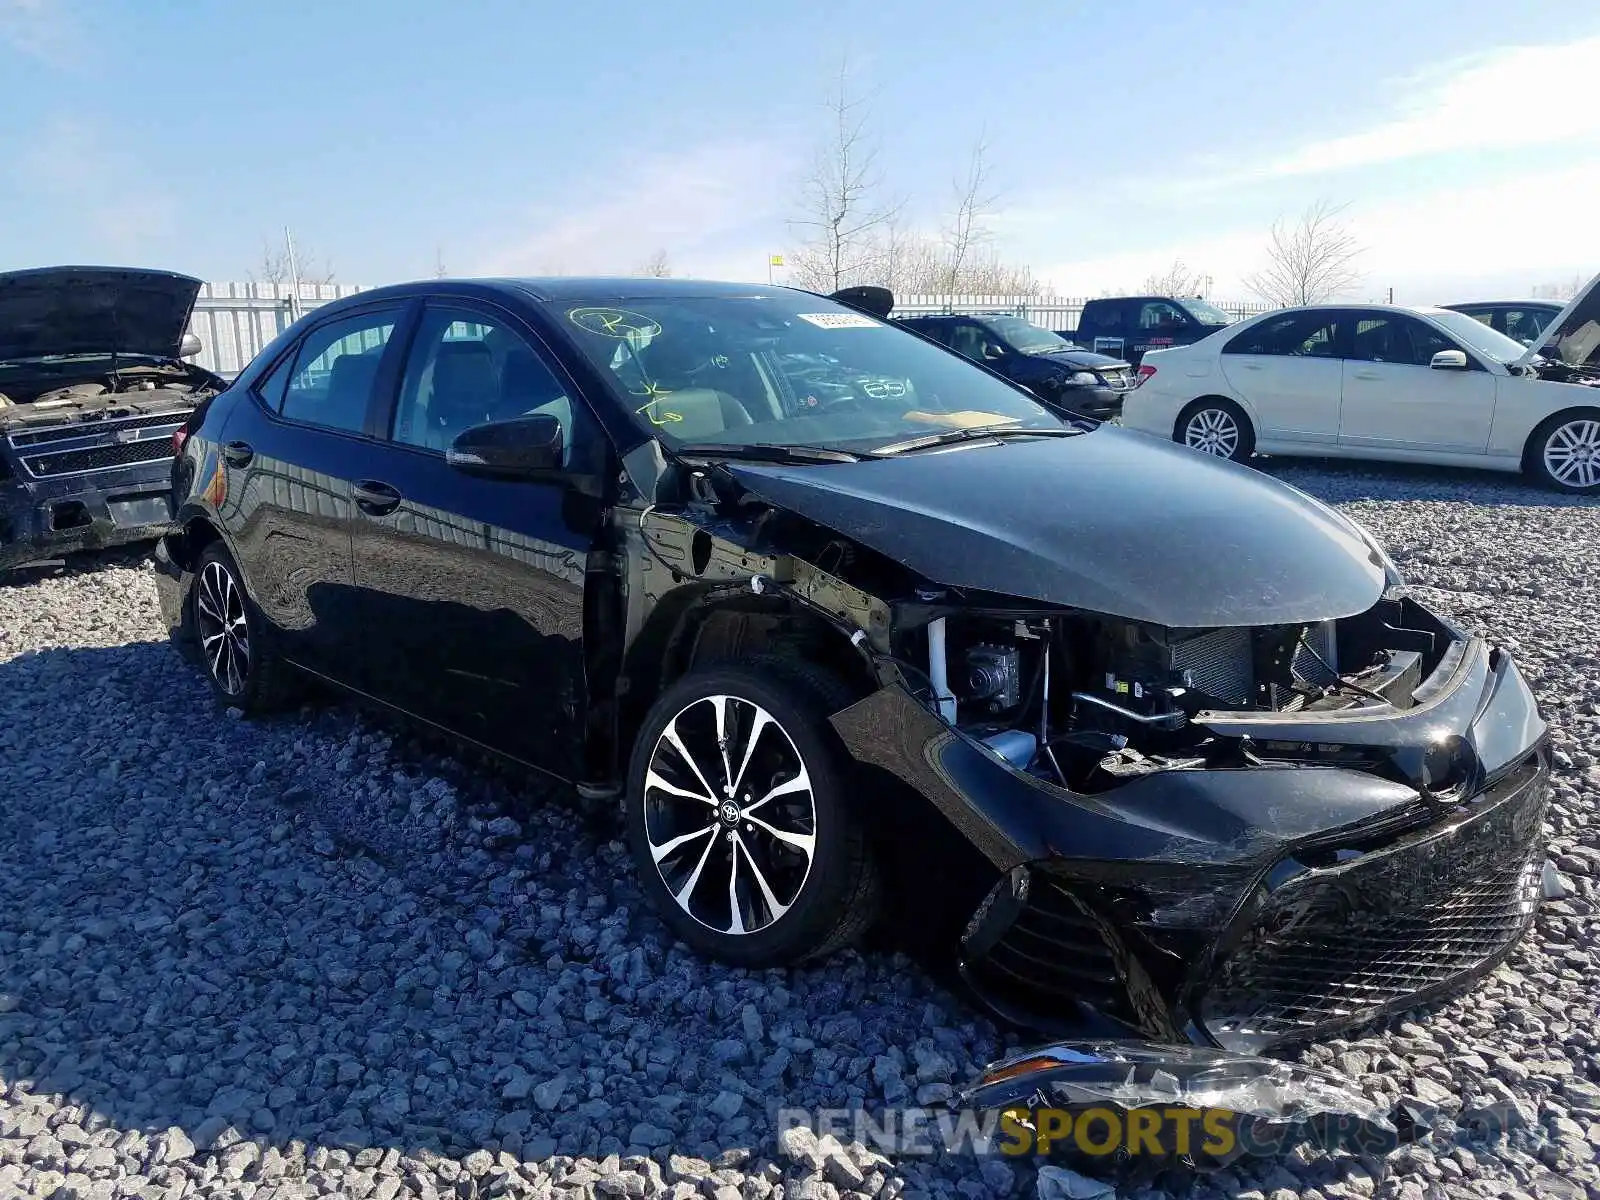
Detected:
left=175, top=513, right=223, bottom=570
left=1523, top=406, right=1600, bottom=492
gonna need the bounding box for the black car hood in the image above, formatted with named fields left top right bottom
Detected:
left=724, top=427, right=1386, bottom=627
left=0, top=266, right=204, bottom=362
left=1032, top=345, right=1125, bottom=369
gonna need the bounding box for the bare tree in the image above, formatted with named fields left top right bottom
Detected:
left=940, top=134, right=1000, bottom=292
left=1141, top=257, right=1206, bottom=297
left=249, top=230, right=336, bottom=288
left=787, top=59, right=903, bottom=293
left=1245, top=200, right=1363, bottom=307
left=633, top=249, right=673, bottom=278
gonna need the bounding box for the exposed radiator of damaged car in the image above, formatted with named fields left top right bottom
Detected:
left=1168, top=620, right=1338, bottom=709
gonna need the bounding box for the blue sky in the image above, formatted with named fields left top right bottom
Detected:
left=1, top=0, right=1596, bottom=302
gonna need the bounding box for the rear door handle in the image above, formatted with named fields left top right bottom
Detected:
left=1352, top=369, right=1382, bottom=380
left=221, top=440, right=254, bottom=467
left=352, top=479, right=402, bottom=516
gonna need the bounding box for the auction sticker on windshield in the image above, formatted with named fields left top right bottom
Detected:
left=797, top=312, right=881, bottom=329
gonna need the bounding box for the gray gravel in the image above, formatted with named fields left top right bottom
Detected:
left=2, top=460, right=1600, bottom=1200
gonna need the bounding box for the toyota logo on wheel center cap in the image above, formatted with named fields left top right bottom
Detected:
left=720, top=801, right=740, bottom=825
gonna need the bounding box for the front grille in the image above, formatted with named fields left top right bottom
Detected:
left=964, top=874, right=1134, bottom=1023
left=7, top=410, right=187, bottom=446
left=23, top=438, right=174, bottom=478
left=1198, top=761, right=1547, bottom=1048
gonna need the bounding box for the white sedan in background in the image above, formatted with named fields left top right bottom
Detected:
left=1121, top=272, right=1600, bottom=491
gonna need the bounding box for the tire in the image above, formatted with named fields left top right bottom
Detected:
left=1175, top=397, right=1255, bottom=462
left=625, top=656, right=879, bottom=967
left=1525, top=409, right=1600, bottom=493
left=192, top=541, right=297, bottom=713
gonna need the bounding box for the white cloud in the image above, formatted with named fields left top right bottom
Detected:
left=476, top=139, right=798, bottom=280
left=0, top=0, right=81, bottom=66
left=1256, top=36, right=1600, bottom=178
left=1031, top=159, right=1600, bottom=302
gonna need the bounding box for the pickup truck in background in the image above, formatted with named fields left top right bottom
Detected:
left=1055, top=295, right=1238, bottom=366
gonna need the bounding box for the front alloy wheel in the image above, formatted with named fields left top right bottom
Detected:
left=626, top=660, right=878, bottom=967
left=1537, top=415, right=1600, bottom=492
left=643, top=694, right=816, bottom=936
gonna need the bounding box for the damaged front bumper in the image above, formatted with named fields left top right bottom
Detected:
left=0, top=460, right=175, bottom=571
left=830, top=625, right=1551, bottom=1052
left=954, top=1040, right=1402, bottom=1166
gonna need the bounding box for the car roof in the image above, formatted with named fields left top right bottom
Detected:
left=1440, top=299, right=1565, bottom=310
left=329, top=276, right=810, bottom=307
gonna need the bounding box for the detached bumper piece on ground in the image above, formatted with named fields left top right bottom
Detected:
left=955, top=1041, right=1406, bottom=1169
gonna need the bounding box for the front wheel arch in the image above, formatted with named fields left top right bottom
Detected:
left=1174, top=395, right=1256, bottom=462
left=1523, top=407, right=1600, bottom=492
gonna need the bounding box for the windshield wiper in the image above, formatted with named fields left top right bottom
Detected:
left=674, top=442, right=865, bottom=464
left=871, top=424, right=1083, bottom=457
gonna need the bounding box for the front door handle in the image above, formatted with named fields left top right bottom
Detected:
left=1352, top=369, right=1382, bottom=380
left=352, top=479, right=402, bottom=516
left=222, top=440, right=254, bottom=467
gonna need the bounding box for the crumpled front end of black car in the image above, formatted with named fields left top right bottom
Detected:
left=0, top=400, right=196, bottom=570
left=826, top=593, right=1549, bottom=1053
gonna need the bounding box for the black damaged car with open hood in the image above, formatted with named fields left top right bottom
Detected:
left=0, top=266, right=224, bottom=570
left=154, top=276, right=1552, bottom=1062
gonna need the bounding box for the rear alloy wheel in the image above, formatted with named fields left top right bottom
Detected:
left=1177, top=398, right=1254, bottom=462
left=1530, top=411, right=1600, bottom=493
left=626, top=661, right=878, bottom=967
left=191, top=542, right=296, bottom=713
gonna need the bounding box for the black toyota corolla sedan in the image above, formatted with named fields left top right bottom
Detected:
left=155, top=276, right=1551, bottom=1055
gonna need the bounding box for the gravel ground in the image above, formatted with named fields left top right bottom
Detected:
left=2, top=460, right=1600, bottom=1200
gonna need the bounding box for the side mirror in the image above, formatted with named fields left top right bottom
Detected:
left=983, top=345, right=1006, bottom=362
left=446, top=414, right=564, bottom=479
left=179, top=332, right=203, bottom=359
left=1430, top=349, right=1469, bottom=370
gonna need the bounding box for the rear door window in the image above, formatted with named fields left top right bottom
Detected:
left=1224, top=312, right=1341, bottom=357
left=279, top=309, right=401, bottom=434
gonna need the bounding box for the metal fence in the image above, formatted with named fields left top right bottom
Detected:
left=187, top=281, right=368, bottom=377
left=890, top=294, right=1275, bottom=331
left=185, top=283, right=1274, bottom=377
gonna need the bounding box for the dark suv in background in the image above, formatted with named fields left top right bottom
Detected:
left=893, top=312, right=1135, bottom=418
left=1440, top=300, right=1564, bottom=347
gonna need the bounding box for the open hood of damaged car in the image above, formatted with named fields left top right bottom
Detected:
left=723, top=427, right=1388, bottom=627
left=1515, top=267, right=1600, bottom=370
left=0, top=266, right=204, bottom=362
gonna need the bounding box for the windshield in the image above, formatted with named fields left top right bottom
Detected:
left=551, top=293, right=1072, bottom=453
left=1180, top=299, right=1235, bottom=325
left=1426, top=310, right=1531, bottom=364
left=977, top=315, right=1072, bottom=355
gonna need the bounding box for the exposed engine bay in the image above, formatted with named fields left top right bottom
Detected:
left=0, top=357, right=217, bottom=424
left=924, top=602, right=1440, bottom=793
